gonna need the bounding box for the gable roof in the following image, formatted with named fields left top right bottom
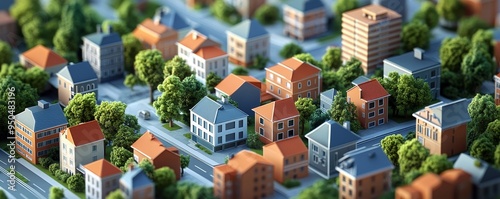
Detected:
left=336, top=146, right=394, bottom=178
left=131, top=131, right=178, bottom=160
left=412, top=173, right=445, bottom=190
left=266, top=57, right=321, bottom=82
left=63, top=120, right=104, bottom=146
left=348, top=79, right=389, bottom=101
left=413, top=99, right=471, bottom=129
left=194, top=46, right=226, bottom=59
left=453, top=153, right=500, bottom=184
left=384, top=50, right=440, bottom=73
left=191, top=96, right=248, bottom=124
left=57, top=61, right=98, bottom=83
left=84, top=159, right=122, bottom=178
left=21, top=45, right=67, bottom=69
left=83, top=31, right=122, bottom=46
left=263, top=136, right=307, bottom=157
left=305, top=120, right=360, bottom=148
left=177, top=31, right=218, bottom=52
left=155, top=8, right=190, bottom=30
left=215, top=74, right=261, bottom=96
left=286, top=0, right=325, bottom=12
left=252, top=98, right=299, bottom=121
left=227, top=150, right=272, bottom=174
left=351, top=76, right=370, bottom=86
left=133, top=18, right=174, bottom=44
left=120, top=167, right=153, bottom=189
left=227, top=19, right=268, bottom=39
left=320, top=88, right=338, bottom=101
left=15, top=100, right=68, bottom=132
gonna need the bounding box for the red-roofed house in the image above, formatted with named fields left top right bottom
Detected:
left=60, top=120, right=105, bottom=175
left=83, top=159, right=122, bottom=199
left=215, top=74, right=263, bottom=115
left=262, top=136, right=308, bottom=183
left=347, top=78, right=390, bottom=129
left=133, top=18, right=178, bottom=60
left=252, top=98, right=300, bottom=144
left=177, top=30, right=228, bottom=84
left=131, top=131, right=181, bottom=180
left=265, top=57, right=322, bottom=101
left=19, top=45, right=67, bottom=76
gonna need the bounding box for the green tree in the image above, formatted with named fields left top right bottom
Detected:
left=297, top=180, right=338, bottom=199
left=380, top=134, right=405, bottom=167
left=295, top=98, right=317, bottom=136
left=124, top=74, right=146, bottom=91
left=231, top=67, right=249, bottom=75
left=401, top=21, right=431, bottom=52
left=0, top=41, right=12, bottom=65
left=24, top=67, right=49, bottom=93
left=440, top=68, right=463, bottom=99
left=398, top=139, right=430, bottom=173
left=280, top=43, right=304, bottom=59
left=122, top=33, right=143, bottom=74
left=322, top=70, right=343, bottom=91
left=471, top=135, right=495, bottom=164
left=336, top=58, right=365, bottom=90
left=154, top=75, right=184, bottom=126
left=110, top=0, right=128, bottom=9
left=206, top=72, right=222, bottom=93
left=123, top=114, right=140, bottom=133
left=467, top=94, right=498, bottom=148
left=180, top=75, right=206, bottom=122
left=117, top=1, right=140, bottom=30
left=83, top=6, right=103, bottom=35
left=180, top=154, right=190, bottom=177
left=94, top=101, right=127, bottom=143
left=154, top=167, right=176, bottom=193
left=461, top=43, right=495, bottom=93
left=0, top=63, right=25, bottom=82
left=63, top=93, right=96, bottom=126
left=309, top=109, right=330, bottom=130
left=164, top=56, right=193, bottom=81
left=174, top=182, right=216, bottom=199
left=110, top=146, right=133, bottom=168
left=49, top=186, right=64, bottom=199
left=254, top=4, right=280, bottom=25
left=120, top=157, right=135, bottom=172
left=246, top=131, right=263, bottom=149
left=395, top=75, right=432, bottom=116
left=440, top=37, right=471, bottom=73
left=294, top=53, right=322, bottom=68
left=412, top=1, right=439, bottom=29
left=405, top=131, right=416, bottom=141
left=46, top=0, right=65, bottom=19
left=53, top=26, right=79, bottom=62
left=250, top=54, right=269, bottom=70
left=139, top=159, right=155, bottom=179
left=10, top=0, right=44, bottom=27
left=321, top=47, right=342, bottom=71
left=60, top=0, right=87, bottom=46
left=420, top=154, right=453, bottom=174
left=484, top=119, right=500, bottom=144
left=102, top=20, right=129, bottom=36
left=472, top=29, right=494, bottom=56
left=106, top=189, right=124, bottom=199
left=49, top=163, right=60, bottom=175
left=66, top=173, right=84, bottom=192
left=494, top=144, right=500, bottom=168
left=210, top=0, right=241, bottom=25
left=380, top=72, right=400, bottom=115
left=334, top=0, right=358, bottom=24
left=22, top=18, right=49, bottom=48
left=329, top=92, right=362, bottom=132
left=135, top=50, right=164, bottom=104
left=0, top=190, right=5, bottom=199
left=113, top=126, right=140, bottom=151
left=436, top=0, right=463, bottom=22
left=457, top=17, right=490, bottom=38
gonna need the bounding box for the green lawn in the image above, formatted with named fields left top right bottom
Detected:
left=33, top=164, right=85, bottom=199
left=9, top=168, right=28, bottom=183
left=162, top=123, right=182, bottom=131
left=250, top=148, right=263, bottom=155
left=195, top=144, right=213, bottom=155
left=183, top=133, right=191, bottom=139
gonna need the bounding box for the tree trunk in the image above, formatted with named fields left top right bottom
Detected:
left=169, top=119, right=174, bottom=128
left=181, top=168, right=184, bottom=177
left=149, top=85, right=154, bottom=104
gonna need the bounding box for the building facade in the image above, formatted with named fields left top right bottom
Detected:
left=120, top=166, right=155, bottom=199
left=320, top=88, right=338, bottom=113
left=384, top=48, right=441, bottom=98
left=15, top=100, right=68, bottom=164
left=82, top=26, right=124, bottom=82
left=347, top=79, right=390, bottom=129
left=133, top=18, right=178, bottom=60
left=462, top=0, right=497, bottom=26
left=215, top=74, right=262, bottom=116
left=262, top=136, right=308, bottom=183
left=224, top=0, right=266, bottom=18
left=495, top=73, right=500, bottom=105
left=153, top=7, right=191, bottom=39
left=84, top=159, right=122, bottom=199
left=0, top=11, right=16, bottom=46
left=190, top=96, right=248, bottom=151
left=454, top=153, right=500, bottom=199
left=252, top=98, right=300, bottom=144
left=19, top=45, right=67, bottom=77
left=265, top=57, right=322, bottom=101
left=60, top=120, right=105, bottom=175
left=226, top=19, right=269, bottom=67
left=283, top=0, right=327, bottom=41
left=412, top=99, right=471, bottom=156
left=56, top=61, right=98, bottom=107
left=342, top=5, right=402, bottom=74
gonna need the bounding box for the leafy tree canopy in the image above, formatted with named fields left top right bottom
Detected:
left=401, top=21, right=431, bottom=52
left=280, top=43, right=304, bottom=59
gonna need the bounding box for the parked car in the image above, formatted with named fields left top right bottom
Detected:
left=138, top=110, right=151, bottom=120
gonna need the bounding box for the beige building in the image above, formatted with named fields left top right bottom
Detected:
left=342, top=5, right=402, bottom=74
left=283, top=0, right=327, bottom=41
left=84, top=159, right=122, bottom=199
left=56, top=62, right=98, bottom=107
left=60, top=120, right=105, bottom=175
left=226, top=19, right=269, bottom=67
left=133, top=18, right=178, bottom=60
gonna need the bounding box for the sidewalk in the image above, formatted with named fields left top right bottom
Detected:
left=273, top=169, right=324, bottom=198
left=357, top=120, right=415, bottom=140
left=180, top=168, right=213, bottom=187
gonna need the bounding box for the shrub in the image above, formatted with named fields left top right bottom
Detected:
left=49, top=163, right=60, bottom=175
left=67, top=173, right=85, bottom=192
left=59, top=173, right=70, bottom=183
left=282, top=179, right=301, bottom=188
left=54, top=169, right=64, bottom=179
left=39, top=157, right=54, bottom=168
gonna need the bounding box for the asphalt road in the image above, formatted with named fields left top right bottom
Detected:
left=0, top=171, right=38, bottom=199
left=357, top=125, right=415, bottom=148
left=0, top=151, right=46, bottom=199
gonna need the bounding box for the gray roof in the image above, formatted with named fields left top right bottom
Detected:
left=83, top=32, right=121, bottom=46
left=16, top=100, right=68, bottom=132
left=57, top=62, right=97, bottom=83
left=191, top=96, right=248, bottom=124
left=305, top=120, right=360, bottom=149
left=415, top=99, right=471, bottom=129
left=227, top=19, right=269, bottom=39
left=454, top=153, right=500, bottom=184
left=0, top=0, right=13, bottom=11
left=286, top=0, right=325, bottom=12
left=336, top=146, right=394, bottom=178
left=155, top=9, right=190, bottom=30
left=120, top=167, right=153, bottom=190
left=351, top=76, right=370, bottom=86
left=320, top=88, right=338, bottom=101
left=384, top=50, right=440, bottom=73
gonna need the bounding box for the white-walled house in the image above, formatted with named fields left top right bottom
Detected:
left=83, top=159, right=122, bottom=199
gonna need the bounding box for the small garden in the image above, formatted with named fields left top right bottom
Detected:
left=195, top=144, right=213, bottom=155
left=36, top=158, right=85, bottom=199
left=163, top=123, right=182, bottom=131
left=282, top=179, right=301, bottom=189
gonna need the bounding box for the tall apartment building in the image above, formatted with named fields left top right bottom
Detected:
left=462, top=0, right=497, bottom=26
left=342, top=5, right=402, bottom=74
left=283, top=0, right=327, bottom=41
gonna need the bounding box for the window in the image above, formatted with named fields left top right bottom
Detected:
left=378, top=108, right=384, bottom=115
left=198, top=118, right=201, bottom=125
left=239, top=120, right=243, bottom=128
left=93, top=156, right=97, bottom=161
left=278, top=133, right=283, bottom=140
left=269, top=73, right=274, bottom=80
left=368, top=122, right=375, bottom=128
left=378, top=118, right=384, bottom=125
left=218, top=125, right=223, bottom=133
left=259, top=128, right=264, bottom=136
left=418, top=136, right=424, bottom=145
left=369, top=102, right=375, bottom=109
left=287, top=82, right=291, bottom=89
left=218, top=137, right=222, bottom=144
left=203, top=121, right=207, bottom=129
left=431, top=82, right=436, bottom=89
left=259, top=117, right=264, bottom=125
left=307, top=80, right=311, bottom=86
left=431, top=70, right=436, bottom=77
left=277, top=77, right=281, bottom=84
left=288, top=130, right=294, bottom=137
left=192, top=114, right=196, bottom=122
left=226, top=133, right=235, bottom=141
left=307, top=92, right=311, bottom=98
left=92, top=145, right=97, bottom=151
left=239, top=131, right=243, bottom=139
left=379, top=99, right=383, bottom=106
left=278, top=122, right=284, bottom=130
left=270, top=85, right=273, bottom=91
left=288, top=119, right=294, bottom=127
left=278, top=89, right=281, bottom=95
left=298, top=83, right=302, bottom=89
left=433, top=132, right=438, bottom=141
left=426, top=127, right=430, bottom=137
left=362, top=112, right=365, bottom=118
left=313, top=145, right=318, bottom=153
left=209, top=125, right=213, bottom=133
left=203, top=132, right=207, bottom=139
left=362, top=104, right=365, bottom=109
left=226, top=122, right=235, bottom=130
left=418, top=124, right=422, bottom=133
left=368, top=112, right=375, bottom=118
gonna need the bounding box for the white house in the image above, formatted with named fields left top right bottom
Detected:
left=83, top=159, right=122, bottom=199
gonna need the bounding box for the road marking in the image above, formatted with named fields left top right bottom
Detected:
left=33, top=183, right=45, bottom=193
left=373, top=143, right=381, bottom=147
left=20, top=193, right=28, bottom=199
left=0, top=179, right=3, bottom=183
left=195, top=165, right=206, bottom=173
left=0, top=160, right=6, bottom=165
left=210, top=174, right=213, bottom=177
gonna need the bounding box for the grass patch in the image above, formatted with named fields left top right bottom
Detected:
left=33, top=164, right=85, bottom=199
left=9, top=168, right=29, bottom=183
left=317, top=33, right=340, bottom=43
left=162, top=123, right=182, bottom=131
left=195, top=144, right=213, bottom=155
left=250, top=148, right=263, bottom=155
left=104, top=146, right=112, bottom=161
left=183, top=133, right=192, bottom=139
left=282, top=179, right=301, bottom=189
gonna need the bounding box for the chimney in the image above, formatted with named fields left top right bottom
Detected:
left=107, top=25, right=113, bottom=33
left=96, top=25, right=101, bottom=33
left=414, top=48, right=425, bottom=60
left=38, top=100, right=49, bottom=109
left=343, top=121, right=350, bottom=131
left=221, top=95, right=228, bottom=104
left=192, top=32, right=198, bottom=40
left=154, top=17, right=160, bottom=25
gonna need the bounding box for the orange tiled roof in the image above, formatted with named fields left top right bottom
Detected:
left=227, top=150, right=272, bottom=174
left=133, top=18, right=173, bottom=44
left=412, top=173, right=444, bottom=190
left=83, top=159, right=122, bottom=178
left=132, top=131, right=174, bottom=160
left=21, top=45, right=67, bottom=69
left=263, top=136, right=307, bottom=157
left=396, top=186, right=422, bottom=198
left=177, top=31, right=218, bottom=51
left=214, top=164, right=237, bottom=175
left=194, top=46, right=226, bottom=59
left=351, top=79, right=389, bottom=101
left=252, top=98, right=299, bottom=121
left=64, top=120, right=104, bottom=146
left=440, top=169, right=470, bottom=183
left=215, top=74, right=261, bottom=96
left=266, top=57, right=321, bottom=82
